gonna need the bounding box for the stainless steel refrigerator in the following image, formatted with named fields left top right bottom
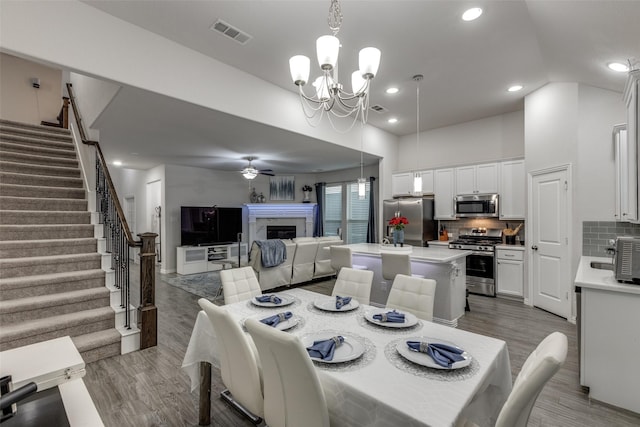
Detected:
left=383, top=196, right=438, bottom=246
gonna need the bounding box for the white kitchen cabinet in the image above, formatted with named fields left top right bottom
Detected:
left=391, top=172, right=413, bottom=197
left=177, top=243, right=248, bottom=275
left=622, top=70, right=639, bottom=223
left=420, top=169, right=434, bottom=194
left=499, top=159, right=526, bottom=219
left=455, top=163, right=499, bottom=195
left=434, top=168, right=456, bottom=219
left=496, top=247, right=524, bottom=297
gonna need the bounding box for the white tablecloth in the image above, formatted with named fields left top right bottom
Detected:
left=181, top=288, right=512, bottom=427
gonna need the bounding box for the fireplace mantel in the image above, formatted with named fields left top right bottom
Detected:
left=244, top=204, right=316, bottom=244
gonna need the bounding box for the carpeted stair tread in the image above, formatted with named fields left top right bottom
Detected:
left=0, top=119, right=71, bottom=136
left=72, top=329, right=122, bottom=364
left=0, top=132, right=73, bottom=148
left=0, top=139, right=75, bottom=157
left=0, top=183, right=85, bottom=199
left=0, top=210, right=90, bottom=225
left=0, top=269, right=105, bottom=301
left=0, top=237, right=97, bottom=258
left=0, top=223, right=94, bottom=240
left=0, top=127, right=73, bottom=143
left=0, top=150, right=78, bottom=168
left=0, top=306, right=115, bottom=346
left=0, top=287, right=110, bottom=323
left=0, top=268, right=105, bottom=289
left=0, top=196, right=87, bottom=211
left=0, top=171, right=83, bottom=188
left=0, top=161, right=80, bottom=178
left=0, top=252, right=101, bottom=279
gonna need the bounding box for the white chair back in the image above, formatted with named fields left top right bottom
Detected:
left=386, top=274, right=437, bottom=321
left=198, top=298, right=263, bottom=417
left=221, top=266, right=262, bottom=304
left=330, top=245, right=352, bottom=272
left=244, top=318, right=330, bottom=427
left=331, top=267, right=374, bottom=305
left=495, top=331, right=568, bottom=427
left=381, top=252, right=411, bottom=280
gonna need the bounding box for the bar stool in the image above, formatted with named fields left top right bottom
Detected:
left=330, top=246, right=368, bottom=274
left=381, top=252, right=424, bottom=283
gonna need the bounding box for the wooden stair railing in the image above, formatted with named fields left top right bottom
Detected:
left=65, top=83, right=157, bottom=349
left=41, top=97, right=69, bottom=129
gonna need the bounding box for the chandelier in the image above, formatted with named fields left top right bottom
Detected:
left=288, top=0, right=381, bottom=131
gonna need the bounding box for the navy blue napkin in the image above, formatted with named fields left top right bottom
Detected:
left=373, top=310, right=405, bottom=323
left=335, top=295, right=352, bottom=309
left=406, top=341, right=465, bottom=368
left=260, top=311, right=293, bottom=327
left=255, top=294, right=282, bottom=304
left=306, top=336, right=344, bottom=361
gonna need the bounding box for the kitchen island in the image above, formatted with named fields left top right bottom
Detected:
left=574, top=256, right=640, bottom=414
left=342, top=243, right=471, bottom=327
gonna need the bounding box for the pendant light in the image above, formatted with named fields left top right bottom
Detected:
left=413, top=74, right=423, bottom=195
left=358, top=122, right=366, bottom=200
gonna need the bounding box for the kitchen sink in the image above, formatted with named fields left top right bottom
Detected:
left=590, top=261, right=614, bottom=271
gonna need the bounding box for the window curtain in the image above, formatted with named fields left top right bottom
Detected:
left=366, top=177, right=377, bottom=243
left=314, top=182, right=326, bottom=237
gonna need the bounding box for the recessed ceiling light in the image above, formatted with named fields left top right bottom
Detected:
left=388, top=118, right=398, bottom=124
left=386, top=87, right=399, bottom=94
left=607, top=62, right=629, bottom=72
left=462, top=7, right=483, bottom=21
left=113, top=160, right=122, bottom=166
left=507, top=85, right=523, bottom=92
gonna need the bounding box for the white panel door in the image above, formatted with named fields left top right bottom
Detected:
left=530, top=167, right=570, bottom=318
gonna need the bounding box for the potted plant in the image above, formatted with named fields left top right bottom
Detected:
left=301, top=185, right=313, bottom=203
left=388, top=216, right=409, bottom=247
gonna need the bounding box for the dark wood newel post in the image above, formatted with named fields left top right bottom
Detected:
left=138, top=232, right=158, bottom=349
left=62, top=97, right=70, bottom=129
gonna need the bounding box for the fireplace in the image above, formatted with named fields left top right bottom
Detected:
left=244, top=203, right=316, bottom=244
left=267, top=225, right=296, bottom=240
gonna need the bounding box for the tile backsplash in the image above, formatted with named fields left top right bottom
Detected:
left=582, top=221, right=640, bottom=256
left=439, top=219, right=525, bottom=243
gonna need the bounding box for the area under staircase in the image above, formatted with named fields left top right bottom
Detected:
left=0, top=118, right=138, bottom=363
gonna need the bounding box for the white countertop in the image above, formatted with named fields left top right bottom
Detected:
left=344, top=243, right=471, bottom=263
left=495, top=244, right=526, bottom=251
left=574, top=256, right=640, bottom=295
left=427, top=240, right=450, bottom=247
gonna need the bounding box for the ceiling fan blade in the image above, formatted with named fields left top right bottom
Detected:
left=258, top=169, right=273, bottom=172
left=259, top=171, right=275, bottom=176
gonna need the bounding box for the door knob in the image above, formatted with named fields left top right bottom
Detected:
left=531, top=245, right=538, bottom=251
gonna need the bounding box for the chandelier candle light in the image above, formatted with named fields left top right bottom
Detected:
left=289, top=0, right=381, bottom=131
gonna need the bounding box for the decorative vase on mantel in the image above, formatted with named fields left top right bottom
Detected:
left=302, top=191, right=311, bottom=203
left=393, top=229, right=405, bottom=247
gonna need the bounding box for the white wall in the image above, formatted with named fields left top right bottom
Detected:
left=68, top=72, right=120, bottom=140
left=0, top=52, right=62, bottom=124
left=397, top=110, right=525, bottom=171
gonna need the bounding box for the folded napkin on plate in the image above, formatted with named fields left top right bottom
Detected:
left=306, top=336, right=344, bottom=361
left=255, top=294, right=282, bottom=304
left=260, top=311, right=293, bottom=327
left=373, top=310, right=405, bottom=323
left=335, top=295, right=352, bottom=309
left=406, top=341, right=465, bottom=368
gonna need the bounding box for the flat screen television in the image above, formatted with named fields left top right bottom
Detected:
left=180, top=206, right=242, bottom=246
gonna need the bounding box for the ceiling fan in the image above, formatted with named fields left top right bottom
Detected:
left=241, top=157, right=274, bottom=180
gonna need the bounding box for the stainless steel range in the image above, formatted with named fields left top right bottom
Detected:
left=449, top=228, right=502, bottom=297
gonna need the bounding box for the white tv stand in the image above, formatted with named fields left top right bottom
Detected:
left=177, top=243, right=248, bottom=275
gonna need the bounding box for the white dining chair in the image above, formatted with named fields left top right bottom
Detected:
left=198, top=298, right=263, bottom=423
left=386, top=274, right=437, bottom=321
left=330, top=245, right=368, bottom=273
left=244, top=318, right=330, bottom=427
left=457, top=331, right=568, bottom=427
left=381, top=252, right=424, bottom=281
left=331, top=267, right=374, bottom=305
left=221, top=266, right=262, bottom=304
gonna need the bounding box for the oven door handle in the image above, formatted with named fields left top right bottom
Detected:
left=470, top=251, right=494, bottom=257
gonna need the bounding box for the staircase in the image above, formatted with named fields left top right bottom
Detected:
left=0, top=119, right=123, bottom=363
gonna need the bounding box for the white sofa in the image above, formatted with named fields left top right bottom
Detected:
left=249, top=237, right=343, bottom=290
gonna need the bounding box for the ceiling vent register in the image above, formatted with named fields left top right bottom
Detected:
left=211, top=19, right=252, bottom=45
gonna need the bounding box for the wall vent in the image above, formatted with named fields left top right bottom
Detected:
left=370, top=104, right=389, bottom=113
left=211, top=19, right=252, bottom=45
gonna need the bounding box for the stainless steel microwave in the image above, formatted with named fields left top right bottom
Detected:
left=455, top=194, right=499, bottom=218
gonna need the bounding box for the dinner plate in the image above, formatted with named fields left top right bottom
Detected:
left=300, top=332, right=365, bottom=364
left=363, top=308, right=419, bottom=328
left=242, top=313, right=299, bottom=331
left=313, top=297, right=360, bottom=312
left=251, top=293, right=294, bottom=308
left=396, top=337, right=472, bottom=370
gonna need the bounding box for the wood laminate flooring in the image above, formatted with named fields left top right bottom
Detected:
left=83, top=272, right=640, bottom=426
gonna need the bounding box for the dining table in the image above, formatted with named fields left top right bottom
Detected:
left=181, top=288, right=512, bottom=427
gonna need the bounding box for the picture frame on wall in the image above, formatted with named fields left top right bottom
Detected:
left=269, top=176, right=295, bottom=200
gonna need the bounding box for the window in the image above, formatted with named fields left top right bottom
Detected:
left=323, top=181, right=370, bottom=244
